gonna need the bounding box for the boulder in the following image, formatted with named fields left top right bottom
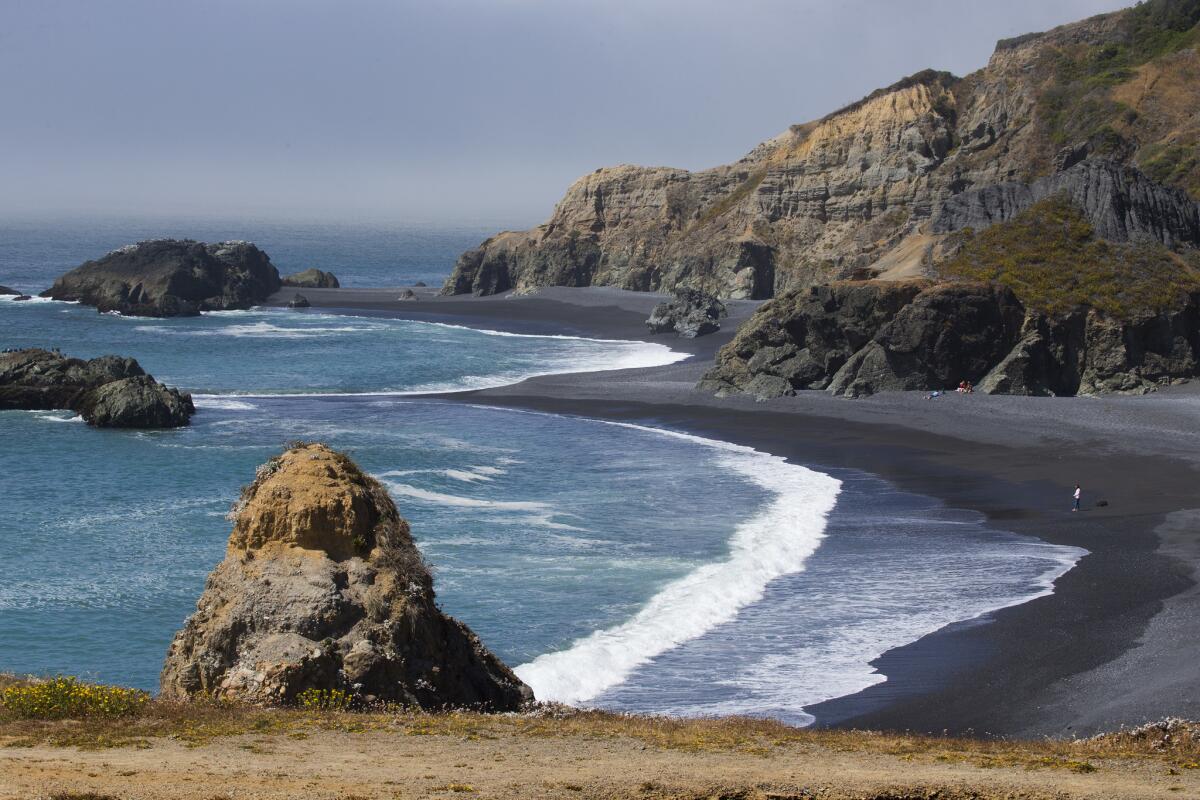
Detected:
left=12, top=295, right=31, bottom=302
left=287, top=293, right=311, bottom=309
left=160, top=443, right=533, bottom=710
left=281, top=268, right=340, bottom=289
left=398, top=289, right=418, bottom=301
left=0, top=348, right=194, bottom=427
left=412, top=281, right=428, bottom=288
left=646, top=287, right=728, bottom=338
left=41, top=239, right=281, bottom=317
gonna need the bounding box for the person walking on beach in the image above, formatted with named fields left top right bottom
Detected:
left=1073, top=484, right=1081, bottom=512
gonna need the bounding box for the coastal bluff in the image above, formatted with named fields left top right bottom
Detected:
left=0, top=348, right=194, bottom=427
left=442, top=1, right=1200, bottom=300
left=42, top=239, right=281, bottom=317
left=160, top=443, right=533, bottom=710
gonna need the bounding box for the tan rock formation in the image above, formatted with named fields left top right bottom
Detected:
left=160, top=444, right=532, bottom=710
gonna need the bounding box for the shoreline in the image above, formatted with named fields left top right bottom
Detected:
left=278, top=286, right=1200, bottom=738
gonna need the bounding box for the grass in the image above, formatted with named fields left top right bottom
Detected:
left=938, top=194, right=1200, bottom=315
left=2, top=674, right=1200, bottom=775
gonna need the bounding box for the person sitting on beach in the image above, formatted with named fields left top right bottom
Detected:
left=1073, top=484, right=1081, bottom=512
left=965, top=380, right=974, bottom=394
left=957, top=380, right=967, bottom=393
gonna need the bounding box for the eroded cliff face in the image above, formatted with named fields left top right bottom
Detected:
left=445, top=2, right=1200, bottom=299
left=160, top=444, right=532, bottom=710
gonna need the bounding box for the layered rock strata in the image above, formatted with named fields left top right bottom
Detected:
left=0, top=348, right=194, bottom=427
left=699, top=281, right=1200, bottom=398
left=42, top=239, right=281, bottom=317
left=160, top=443, right=533, bottom=710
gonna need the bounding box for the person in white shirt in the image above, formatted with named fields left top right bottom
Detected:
left=1073, top=484, right=1081, bottom=512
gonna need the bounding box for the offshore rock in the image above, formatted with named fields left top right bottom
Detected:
left=160, top=444, right=533, bottom=710
left=0, top=348, right=194, bottom=427
left=282, top=268, right=341, bottom=289
left=42, top=239, right=281, bottom=317
left=0, top=285, right=16, bottom=295
left=701, top=281, right=1200, bottom=398
left=646, top=287, right=727, bottom=338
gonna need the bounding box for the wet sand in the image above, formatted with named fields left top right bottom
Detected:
left=270, top=285, right=1200, bottom=737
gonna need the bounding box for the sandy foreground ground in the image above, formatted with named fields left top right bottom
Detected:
left=3, top=727, right=1198, bottom=800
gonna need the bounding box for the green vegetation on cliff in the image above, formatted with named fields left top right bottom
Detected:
left=1035, top=0, right=1200, bottom=190
left=940, top=195, right=1200, bottom=315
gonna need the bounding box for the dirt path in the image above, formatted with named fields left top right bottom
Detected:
left=2, top=730, right=1195, bottom=799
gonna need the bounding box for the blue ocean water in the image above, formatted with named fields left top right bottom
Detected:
left=0, top=221, right=1085, bottom=723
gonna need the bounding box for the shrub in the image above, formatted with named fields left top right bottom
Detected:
left=0, top=676, right=149, bottom=720
left=939, top=195, right=1200, bottom=315
left=296, top=687, right=353, bottom=711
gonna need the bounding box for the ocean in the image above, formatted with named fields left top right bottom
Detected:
left=0, top=218, right=1084, bottom=725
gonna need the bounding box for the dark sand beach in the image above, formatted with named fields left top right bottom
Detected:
left=269, top=286, right=1200, bottom=738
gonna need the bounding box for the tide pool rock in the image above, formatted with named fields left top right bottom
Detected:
left=160, top=443, right=533, bottom=710
left=282, top=268, right=340, bottom=289
left=41, top=239, right=281, bottom=317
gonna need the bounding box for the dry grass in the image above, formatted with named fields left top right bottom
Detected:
left=3, top=675, right=1200, bottom=775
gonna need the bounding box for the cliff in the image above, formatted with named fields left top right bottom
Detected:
left=444, top=0, right=1200, bottom=299
left=160, top=443, right=532, bottom=710
left=42, top=239, right=281, bottom=317
left=0, top=348, right=194, bottom=427
left=699, top=279, right=1200, bottom=398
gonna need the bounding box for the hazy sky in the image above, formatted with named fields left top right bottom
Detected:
left=1, top=0, right=1131, bottom=225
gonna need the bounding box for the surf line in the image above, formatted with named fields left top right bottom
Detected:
left=488, top=410, right=843, bottom=705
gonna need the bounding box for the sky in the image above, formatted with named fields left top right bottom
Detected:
left=0, top=0, right=1132, bottom=226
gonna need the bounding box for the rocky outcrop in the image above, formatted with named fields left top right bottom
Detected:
left=160, top=443, right=533, bottom=710
left=933, top=160, right=1200, bottom=247
left=282, top=268, right=340, bottom=289
left=41, top=239, right=281, bottom=317
left=398, top=289, right=418, bottom=301
left=0, top=285, right=16, bottom=295
left=646, top=288, right=727, bottom=337
left=0, top=348, right=194, bottom=427
left=287, top=293, right=311, bottom=309
left=444, top=3, right=1200, bottom=299
left=699, top=280, right=1200, bottom=398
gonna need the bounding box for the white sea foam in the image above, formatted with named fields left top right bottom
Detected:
left=514, top=422, right=842, bottom=705
left=0, top=295, right=76, bottom=305
left=667, top=540, right=1085, bottom=725
left=33, top=412, right=84, bottom=424
left=193, top=397, right=257, bottom=411
left=380, top=479, right=584, bottom=531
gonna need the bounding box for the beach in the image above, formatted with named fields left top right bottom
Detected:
left=273, top=285, right=1200, bottom=738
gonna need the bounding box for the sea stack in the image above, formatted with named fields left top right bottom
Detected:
left=42, top=239, right=281, bottom=317
left=160, top=443, right=533, bottom=710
